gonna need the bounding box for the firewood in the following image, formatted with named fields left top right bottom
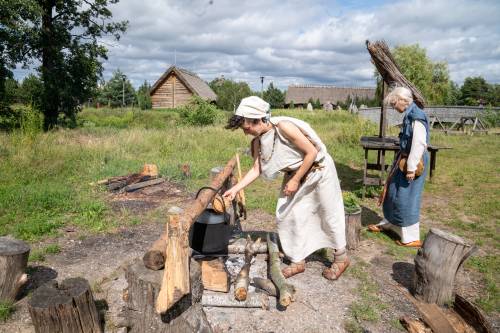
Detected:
left=266, top=233, right=295, bottom=307
left=154, top=157, right=236, bottom=314
left=141, top=164, right=158, bottom=177
left=201, top=258, right=229, bottom=293
left=234, top=236, right=261, bottom=301
left=228, top=238, right=267, bottom=254
left=454, top=294, right=494, bottom=333
left=252, top=277, right=277, bottom=297
left=124, top=178, right=165, bottom=192
left=400, top=316, right=431, bottom=333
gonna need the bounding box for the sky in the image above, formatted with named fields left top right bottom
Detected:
left=13, top=0, right=500, bottom=91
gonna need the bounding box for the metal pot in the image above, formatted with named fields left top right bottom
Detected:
left=189, top=187, right=231, bottom=255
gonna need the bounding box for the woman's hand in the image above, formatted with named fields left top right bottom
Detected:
left=283, top=178, right=300, bottom=197
left=223, top=187, right=240, bottom=201
left=406, top=171, right=415, bottom=181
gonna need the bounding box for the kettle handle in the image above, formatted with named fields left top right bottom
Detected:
left=195, top=186, right=227, bottom=213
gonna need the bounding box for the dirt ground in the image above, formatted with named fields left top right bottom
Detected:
left=1, top=180, right=498, bottom=333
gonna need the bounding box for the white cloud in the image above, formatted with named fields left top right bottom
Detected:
left=14, top=0, right=500, bottom=90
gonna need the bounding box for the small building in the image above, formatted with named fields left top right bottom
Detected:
left=150, top=66, right=217, bottom=108
left=285, top=85, right=376, bottom=108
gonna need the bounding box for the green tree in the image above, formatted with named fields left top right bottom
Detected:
left=209, top=77, right=253, bottom=111
left=377, top=44, right=452, bottom=105
left=313, top=98, right=322, bottom=109
left=4, top=78, right=19, bottom=104
left=2, top=0, right=127, bottom=129
left=263, top=82, right=285, bottom=108
left=98, top=70, right=136, bottom=107
left=460, top=76, right=490, bottom=106
left=18, top=74, right=43, bottom=107
left=136, top=80, right=152, bottom=110
left=289, top=100, right=295, bottom=109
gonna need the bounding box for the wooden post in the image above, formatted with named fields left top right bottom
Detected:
left=125, top=258, right=212, bottom=332
left=0, top=237, right=30, bottom=302
left=345, top=208, right=362, bottom=250
left=28, top=278, right=102, bottom=333
left=143, top=158, right=237, bottom=271
left=154, top=158, right=237, bottom=314
left=413, top=228, right=476, bottom=305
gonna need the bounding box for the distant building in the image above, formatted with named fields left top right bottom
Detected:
left=150, top=66, right=216, bottom=108
left=285, top=85, right=376, bottom=108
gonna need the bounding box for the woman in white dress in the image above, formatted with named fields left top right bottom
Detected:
left=224, top=96, right=349, bottom=280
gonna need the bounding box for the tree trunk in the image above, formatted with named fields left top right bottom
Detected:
left=0, top=237, right=30, bottom=302
left=125, top=258, right=212, bottom=333
left=345, top=208, right=362, bottom=250
left=143, top=158, right=236, bottom=271
left=413, top=228, right=476, bottom=305
left=28, top=278, right=102, bottom=333
left=266, top=233, right=295, bottom=308
left=202, top=291, right=273, bottom=309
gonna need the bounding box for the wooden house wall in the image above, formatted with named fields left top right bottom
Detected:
left=151, top=74, right=194, bottom=108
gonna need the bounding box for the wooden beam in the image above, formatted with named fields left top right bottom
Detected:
left=201, top=259, right=229, bottom=293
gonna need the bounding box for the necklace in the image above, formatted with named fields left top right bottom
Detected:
left=259, top=125, right=277, bottom=162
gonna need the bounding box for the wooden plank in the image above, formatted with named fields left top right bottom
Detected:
left=124, top=178, right=164, bottom=192
left=200, top=259, right=229, bottom=293
left=454, top=294, right=494, bottom=333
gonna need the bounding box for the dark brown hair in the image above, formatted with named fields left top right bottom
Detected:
left=225, top=115, right=267, bottom=130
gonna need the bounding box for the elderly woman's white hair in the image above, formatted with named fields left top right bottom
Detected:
left=384, top=86, right=413, bottom=106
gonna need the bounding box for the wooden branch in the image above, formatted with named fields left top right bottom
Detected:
left=266, top=233, right=295, bottom=307
left=400, top=316, right=431, bottom=333
left=234, top=236, right=261, bottom=301
left=252, top=277, right=277, bottom=297
left=124, top=178, right=164, bottom=192
left=202, top=291, right=273, bottom=309
left=454, top=294, right=494, bottom=333
left=143, top=157, right=236, bottom=270
left=155, top=158, right=237, bottom=314
left=228, top=238, right=267, bottom=254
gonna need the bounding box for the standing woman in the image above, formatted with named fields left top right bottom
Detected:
left=224, top=96, right=349, bottom=280
left=368, top=87, right=430, bottom=247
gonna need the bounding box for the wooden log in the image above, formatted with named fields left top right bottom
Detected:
left=124, top=178, right=165, bottom=192
left=454, top=294, right=494, bottom=333
left=400, top=316, right=431, bottom=333
left=412, top=302, right=457, bottom=333
left=156, top=215, right=190, bottom=314
left=143, top=158, right=236, bottom=271
left=414, top=228, right=476, bottom=305
left=345, top=208, right=362, bottom=250
left=228, top=238, right=267, bottom=254
left=202, top=291, right=273, bottom=309
left=125, top=258, right=212, bottom=333
left=0, top=237, right=30, bottom=302
left=251, top=278, right=277, bottom=297
left=234, top=236, right=261, bottom=301
left=266, top=233, right=295, bottom=308
left=28, top=278, right=102, bottom=333
left=200, top=258, right=229, bottom=293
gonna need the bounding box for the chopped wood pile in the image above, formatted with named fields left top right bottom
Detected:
left=94, top=163, right=166, bottom=193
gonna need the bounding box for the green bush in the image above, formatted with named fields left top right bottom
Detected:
left=482, top=107, right=500, bottom=127
left=343, top=191, right=361, bottom=214
left=0, top=104, right=42, bottom=133
left=179, top=96, right=218, bottom=126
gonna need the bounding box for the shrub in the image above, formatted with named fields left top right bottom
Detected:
left=343, top=191, right=361, bottom=214
left=482, top=107, right=500, bottom=128
left=0, top=104, right=43, bottom=133
left=179, top=96, right=218, bottom=126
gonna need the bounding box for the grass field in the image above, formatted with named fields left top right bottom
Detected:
left=0, top=107, right=498, bottom=314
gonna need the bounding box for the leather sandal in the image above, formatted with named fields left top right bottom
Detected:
left=282, top=260, right=306, bottom=278
left=367, top=224, right=382, bottom=233
left=322, top=258, right=350, bottom=280
left=395, top=240, right=422, bottom=248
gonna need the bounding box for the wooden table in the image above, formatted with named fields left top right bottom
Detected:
left=360, top=136, right=448, bottom=196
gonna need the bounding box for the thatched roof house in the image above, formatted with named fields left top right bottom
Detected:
left=285, top=85, right=376, bottom=107
left=150, top=66, right=216, bottom=108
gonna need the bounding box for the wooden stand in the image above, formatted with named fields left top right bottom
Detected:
left=28, top=278, right=101, bottom=333
left=125, top=258, right=212, bottom=333
left=413, top=228, right=476, bottom=305
left=0, top=237, right=30, bottom=302
left=345, top=208, right=362, bottom=250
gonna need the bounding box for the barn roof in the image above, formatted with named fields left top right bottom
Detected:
left=150, top=66, right=217, bottom=101
left=285, top=85, right=376, bottom=104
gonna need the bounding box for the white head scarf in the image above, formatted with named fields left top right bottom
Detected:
left=235, top=96, right=271, bottom=120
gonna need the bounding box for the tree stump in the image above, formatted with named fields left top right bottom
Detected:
left=345, top=208, right=362, bottom=250
left=28, top=277, right=102, bottom=333
left=413, top=228, right=476, bottom=305
left=0, top=236, right=30, bottom=302
left=125, top=258, right=212, bottom=333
